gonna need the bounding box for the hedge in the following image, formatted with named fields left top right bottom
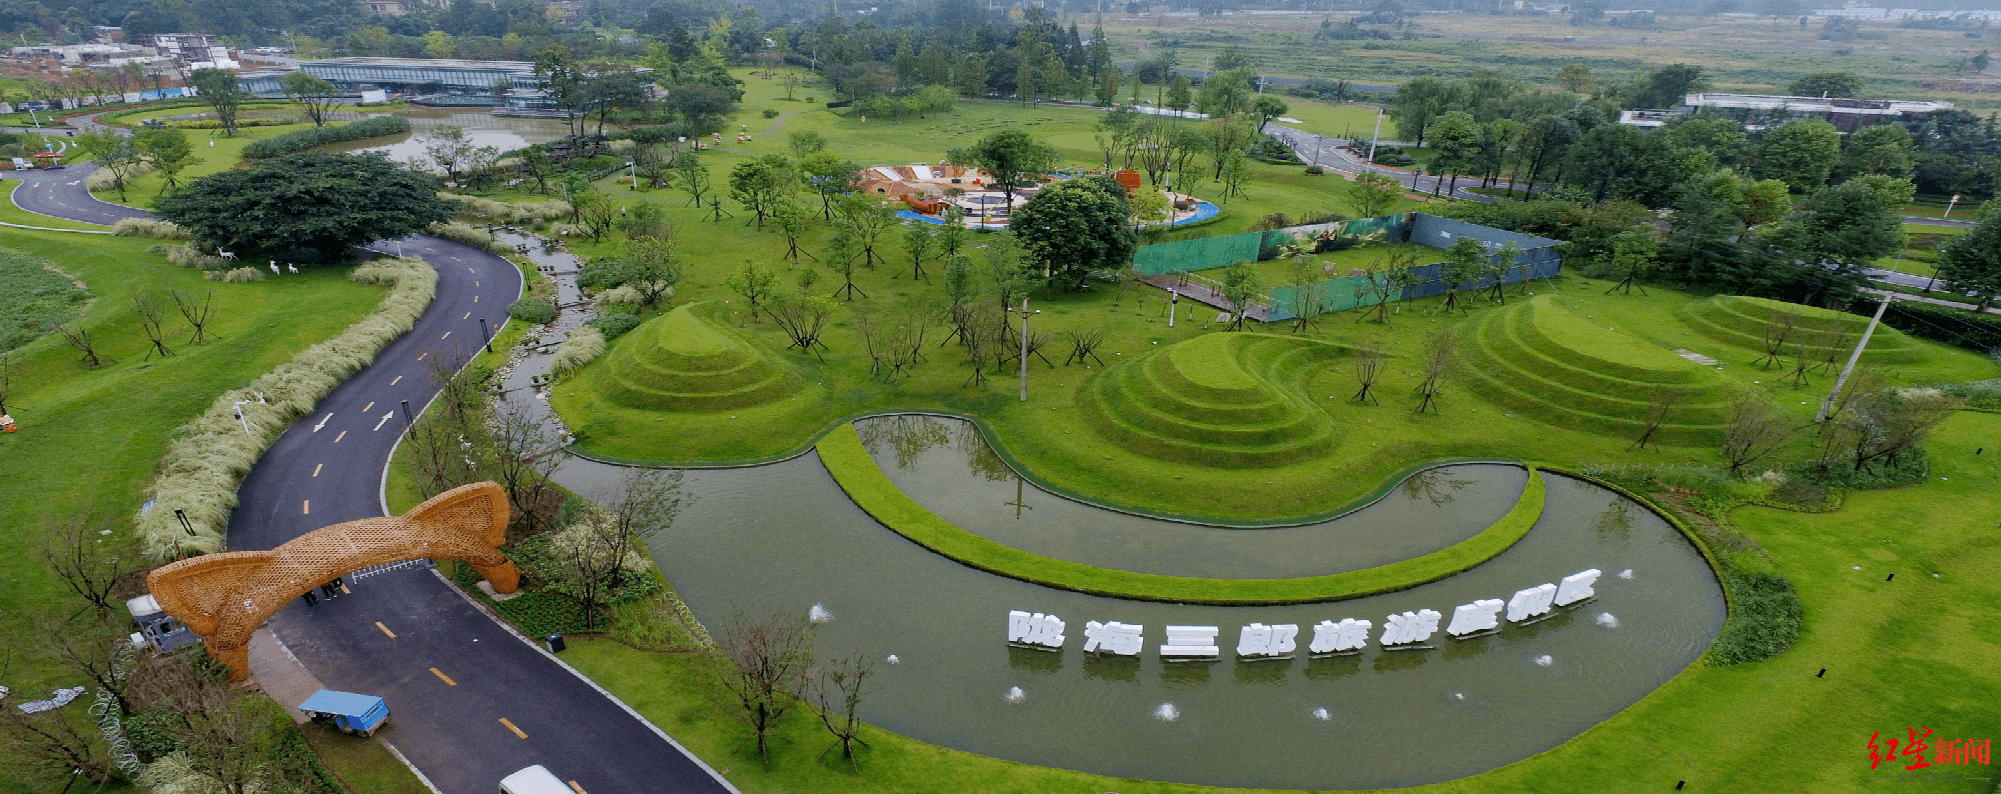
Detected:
left=815, top=423, right=1548, bottom=605
left=241, top=116, right=411, bottom=159
left=132, top=256, right=437, bottom=560
left=1850, top=296, right=2001, bottom=354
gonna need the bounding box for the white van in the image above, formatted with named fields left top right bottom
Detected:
left=499, top=765, right=570, bottom=794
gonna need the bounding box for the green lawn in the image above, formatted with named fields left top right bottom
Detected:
left=90, top=105, right=344, bottom=210
left=299, top=724, right=431, bottom=794
left=567, top=408, right=2001, bottom=791
left=0, top=229, right=384, bottom=703
left=1249, top=241, right=1434, bottom=287
left=0, top=178, right=112, bottom=231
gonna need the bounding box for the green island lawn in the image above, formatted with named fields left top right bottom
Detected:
left=1872, top=224, right=1972, bottom=279
left=90, top=104, right=352, bottom=210
left=0, top=178, right=112, bottom=230
left=0, top=228, right=386, bottom=695
left=1249, top=241, right=1434, bottom=287
left=299, top=723, right=430, bottom=794
left=564, top=408, right=2001, bottom=792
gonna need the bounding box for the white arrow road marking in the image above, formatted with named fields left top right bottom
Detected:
left=373, top=411, right=394, bottom=431
left=312, top=413, right=333, bottom=432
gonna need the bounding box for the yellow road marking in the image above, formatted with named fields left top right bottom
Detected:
left=312, top=464, right=322, bottom=477
left=567, top=782, right=586, bottom=794
left=463, top=312, right=471, bottom=319
left=340, top=583, right=350, bottom=594
left=334, top=431, right=346, bottom=443
left=362, top=401, right=374, bottom=412
left=375, top=622, right=396, bottom=638
left=441, top=332, right=451, bottom=340
left=499, top=718, right=526, bottom=739
left=389, top=375, right=402, bottom=385
left=302, top=500, right=310, bottom=514
left=417, top=352, right=427, bottom=361
left=430, top=667, right=456, bottom=686
left=468, top=267, right=475, bottom=272
left=474, top=281, right=479, bottom=287
left=473, top=295, right=478, bottom=302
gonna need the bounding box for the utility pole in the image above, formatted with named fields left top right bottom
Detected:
left=1816, top=295, right=1891, bottom=422
left=1015, top=296, right=1032, bottom=401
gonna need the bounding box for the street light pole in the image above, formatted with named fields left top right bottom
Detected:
left=627, top=160, right=638, bottom=190
left=1015, top=296, right=1031, bottom=401
left=1367, top=107, right=1383, bottom=164
left=1816, top=295, right=1892, bottom=423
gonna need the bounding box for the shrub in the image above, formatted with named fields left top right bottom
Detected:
left=209, top=266, right=265, bottom=282
left=509, top=297, right=556, bottom=324
left=1707, top=568, right=1803, bottom=665
left=241, top=115, right=411, bottom=158
left=549, top=326, right=606, bottom=377
left=590, top=312, right=643, bottom=340
left=437, top=192, right=571, bottom=224
left=762, top=108, right=779, bottom=118
left=153, top=242, right=231, bottom=270
left=1247, top=134, right=1298, bottom=163
left=1304, top=164, right=1324, bottom=175
left=112, top=217, right=192, bottom=239
left=423, top=221, right=515, bottom=255
left=135, top=256, right=436, bottom=559
left=86, top=161, right=154, bottom=190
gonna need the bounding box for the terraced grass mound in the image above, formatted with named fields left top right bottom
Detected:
left=1463, top=295, right=1731, bottom=446
left=1677, top=294, right=1926, bottom=364
left=597, top=302, right=803, bottom=411
left=1080, top=332, right=1343, bottom=467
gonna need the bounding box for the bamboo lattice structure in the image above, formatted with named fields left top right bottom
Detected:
left=146, top=482, right=519, bottom=680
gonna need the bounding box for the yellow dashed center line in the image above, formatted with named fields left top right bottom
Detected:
left=567, top=782, right=587, bottom=794
left=375, top=622, right=396, bottom=638
left=463, top=312, right=471, bottom=319
left=302, top=500, right=310, bottom=514
left=473, top=295, right=479, bottom=302
left=333, top=430, right=346, bottom=443
left=441, top=331, right=451, bottom=340
left=417, top=352, right=427, bottom=361
left=389, top=375, right=402, bottom=385
left=362, top=401, right=374, bottom=412
left=499, top=718, right=527, bottom=739
left=340, top=583, right=350, bottom=594
left=312, top=464, right=322, bottom=477
left=430, top=667, right=457, bottom=686
left=474, top=280, right=479, bottom=287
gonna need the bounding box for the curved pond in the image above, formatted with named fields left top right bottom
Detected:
left=855, top=414, right=1528, bottom=579
left=549, top=426, right=1724, bottom=790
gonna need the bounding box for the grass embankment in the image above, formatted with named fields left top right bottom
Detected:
left=816, top=421, right=1545, bottom=603
left=298, top=724, right=430, bottom=794
left=0, top=229, right=383, bottom=705
left=550, top=409, right=2001, bottom=794
left=0, top=178, right=112, bottom=231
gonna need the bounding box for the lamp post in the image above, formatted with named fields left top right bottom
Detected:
left=1013, top=296, right=1036, bottom=402
left=478, top=317, right=492, bottom=353
left=626, top=160, right=637, bottom=190
left=1943, top=193, right=1961, bottom=220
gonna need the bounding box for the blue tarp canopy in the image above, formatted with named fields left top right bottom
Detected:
left=299, top=690, right=384, bottom=718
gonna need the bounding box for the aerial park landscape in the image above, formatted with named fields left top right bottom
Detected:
left=0, top=2, right=1998, bottom=792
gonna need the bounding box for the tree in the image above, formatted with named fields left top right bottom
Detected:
left=1605, top=231, right=1659, bottom=295
left=1009, top=176, right=1138, bottom=293
left=1217, top=149, right=1253, bottom=202
left=724, top=260, right=780, bottom=322
left=623, top=234, right=682, bottom=305
left=1721, top=388, right=1794, bottom=473
left=1787, top=71, right=1865, bottom=98
left=1556, top=64, right=1595, bottom=93
left=279, top=71, right=340, bottom=127
left=1219, top=260, right=1265, bottom=330
left=1629, top=63, right=1710, bottom=109
left=1251, top=96, right=1289, bottom=135
left=1436, top=237, right=1488, bottom=315
left=1348, top=172, right=1403, bottom=218
left=42, top=515, right=136, bottom=618
left=1839, top=123, right=1915, bottom=180
left=1742, top=178, right=1794, bottom=226
left=804, top=646, right=877, bottom=768
left=772, top=198, right=815, bottom=265
left=419, top=125, right=499, bottom=184
left=1426, top=111, right=1483, bottom=195
left=480, top=405, right=565, bottom=537
left=1765, top=176, right=1913, bottom=269
left=900, top=221, right=936, bottom=281
left=155, top=153, right=449, bottom=261
left=711, top=612, right=813, bottom=769
left=832, top=194, right=899, bottom=269
left=187, top=67, right=246, bottom=136
left=1351, top=336, right=1388, bottom=404
left=673, top=149, right=711, bottom=207
left=799, top=151, right=862, bottom=220
left=730, top=154, right=795, bottom=229
left=1934, top=209, right=2001, bottom=311
left=1165, top=74, right=1192, bottom=112
left=1754, top=119, right=1842, bottom=193
left=75, top=130, right=141, bottom=202
left=1197, top=68, right=1254, bottom=118
left=547, top=468, right=685, bottom=631
left=133, top=125, right=197, bottom=193
left=1385, top=76, right=1459, bottom=149
left=1412, top=330, right=1460, bottom=414
left=965, top=130, right=1059, bottom=210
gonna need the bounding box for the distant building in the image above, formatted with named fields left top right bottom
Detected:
left=1616, top=92, right=1953, bottom=132
left=148, top=33, right=236, bottom=70
left=238, top=56, right=650, bottom=111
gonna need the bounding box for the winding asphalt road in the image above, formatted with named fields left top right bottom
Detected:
left=10, top=168, right=735, bottom=794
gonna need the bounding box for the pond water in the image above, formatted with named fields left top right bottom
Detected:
left=316, top=108, right=571, bottom=162
left=548, top=419, right=1725, bottom=790
left=855, top=414, right=1528, bottom=579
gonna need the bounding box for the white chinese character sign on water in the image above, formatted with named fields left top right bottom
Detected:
left=1160, top=625, right=1221, bottom=658
left=1007, top=610, right=1066, bottom=649
left=999, top=569, right=1611, bottom=659
left=1308, top=618, right=1372, bottom=655
left=1445, top=599, right=1505, bottom=637
left=1235, top=623, right=1299, bottom=658
left=1555, top=569, right=1601, bottom=606
left=1083, top=620, right=1145, bottom=656
left=1507, top=583, right=1558, bottom=622
left=1379, top=609, right=1442, bottom=646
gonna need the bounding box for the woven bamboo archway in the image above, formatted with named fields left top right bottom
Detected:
left=146, top=482, right=519, bottom=680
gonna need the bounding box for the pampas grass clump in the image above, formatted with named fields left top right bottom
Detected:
left=113, top=218, right=192, bottom=239
left=423, top=221, right=516, bottom=255
left=209, top=266, right=265, bottom=282
left=549, top=326, right=605, bottom=378
left=594, top=284, right=652, bottom=307
left=135, top=256, right=438, bottom=560
left=85, top=161, right=155, bottom=191
left=438, top=192, right=571, bottom=224
left=154, top=243, right=230, bottom=270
